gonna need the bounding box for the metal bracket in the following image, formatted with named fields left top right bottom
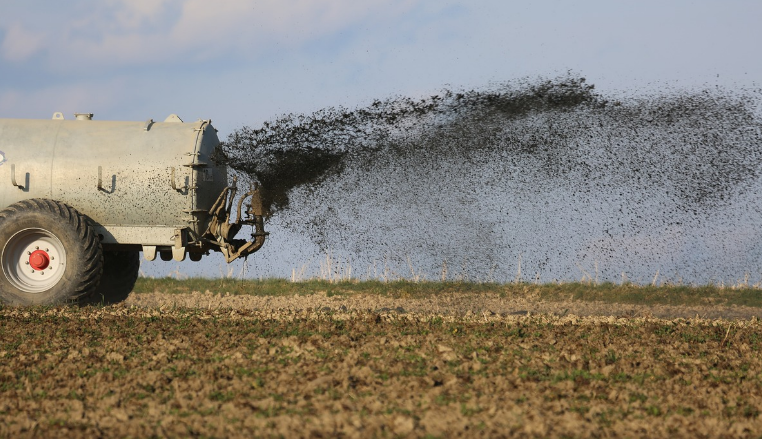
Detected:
left=170, top=167, right=187, bottom=192
left=11, top=164, right=24, bottom=190
left=173, top=228, right=188, bottom=248
left=97, top=166, right=115, bottom=193
left=143, top=245, right=157, bottom=261
left=172, top=228, right=188, bottom=261
left=172, top=247, right=186, bottom=262
left=183, top=209, right=205, bottom=225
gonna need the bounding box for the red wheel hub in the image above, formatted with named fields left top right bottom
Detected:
left=29, top=250, right=50, bottom=271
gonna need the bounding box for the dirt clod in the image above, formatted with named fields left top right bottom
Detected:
left=1, top=293, right=760, bottom=438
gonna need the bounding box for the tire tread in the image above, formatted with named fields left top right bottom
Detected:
left=0, top=198, right=103, bottom=304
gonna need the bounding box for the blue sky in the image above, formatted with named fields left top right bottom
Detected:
left=2, top=1, right=761, bottom=280
left=2, top=1, right=760, bottom=137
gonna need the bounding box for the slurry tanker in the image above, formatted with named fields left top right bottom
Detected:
left=0, top=113, right=266, bottom=305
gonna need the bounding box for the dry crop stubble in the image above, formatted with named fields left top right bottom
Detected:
left=0, top=304, right=761, bottom=438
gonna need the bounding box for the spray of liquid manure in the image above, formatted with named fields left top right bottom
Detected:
left=218, top=75, right=762, bottom=284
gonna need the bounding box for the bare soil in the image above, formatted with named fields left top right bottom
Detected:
left=128, top=289, right=762, bottom=320
left=0, top=291, right=760, bottom=438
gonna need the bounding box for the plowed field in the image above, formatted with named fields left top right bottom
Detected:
left=1, top=291, right=761, bottom=438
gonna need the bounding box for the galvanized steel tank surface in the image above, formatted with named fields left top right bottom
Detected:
left=0, top=113, right=228, bottom=245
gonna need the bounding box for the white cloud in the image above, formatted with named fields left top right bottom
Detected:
left=4, top=0, right=758, bottom=126
left=109, top=0, right=176, bottom=30
left=1, top=0, right=423, bottom=70
left=1, top=23, right=47, bottom=62
left=166, top=0, right=422, bottom=60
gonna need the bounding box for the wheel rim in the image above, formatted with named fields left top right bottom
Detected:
left=2, top=228, right=67, bottom=293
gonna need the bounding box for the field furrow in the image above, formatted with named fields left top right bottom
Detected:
left=1, top=294, right=761, bottom=438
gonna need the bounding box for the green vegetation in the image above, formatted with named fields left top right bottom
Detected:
left=133, top=277, right=762, bottom=308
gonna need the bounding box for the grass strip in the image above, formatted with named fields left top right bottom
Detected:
left=133, top=278, right=762, bottom=308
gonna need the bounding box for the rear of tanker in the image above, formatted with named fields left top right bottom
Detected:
left=0, top=112, right=266, bottom=305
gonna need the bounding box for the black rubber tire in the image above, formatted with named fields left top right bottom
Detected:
left=85, top=250, right=140, bottom=305
left=0, top=199, right=103, bottom=306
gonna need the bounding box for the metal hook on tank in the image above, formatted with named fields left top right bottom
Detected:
left=10, top=164, right=25, bottom=190
left=97, top=166, right=116, bottom=193
left=170, top=167, right=187, bottom=192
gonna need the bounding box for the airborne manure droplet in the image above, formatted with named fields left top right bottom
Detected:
left=221, top=75, right=762, bottom=284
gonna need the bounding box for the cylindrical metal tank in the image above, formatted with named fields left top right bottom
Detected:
left=0, top=113, right=267, bottom=305
left=0, top=113, right=227, bottom=246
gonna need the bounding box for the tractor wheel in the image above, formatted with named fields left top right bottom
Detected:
left=0, top=199, right=103, bottom=305
left=85, top=250, right=140, bottom=305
